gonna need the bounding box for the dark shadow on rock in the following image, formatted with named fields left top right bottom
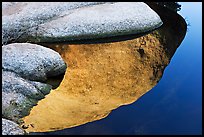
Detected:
left=46, top=73, right=65, bottom=89
left=39, top=28, right=160, bottom=45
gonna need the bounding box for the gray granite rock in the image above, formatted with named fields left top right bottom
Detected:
left=2, top=70, right=52, bottom=123
left=3, top=71, right=52, bottom=97
left=29, top=81, right=53, bottom=95
left=2, top=2, right=162, bottom=44
left=2, top=43, right=66, bottom=123
left=31, top=2, right=163, bottom=43
left=2, top=91, right=36, bottom=123
left=2, top=118, right=26, bottom=135
left=2, top=2, right=19, bottom=9
left=2, top=2, right=108, bottom=44
left=2, top=43, right=67, bottom=82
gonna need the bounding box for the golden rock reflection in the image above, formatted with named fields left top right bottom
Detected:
left=21, top=31, right=170, bottom=132
left=20, top=4, right=187, bottom=133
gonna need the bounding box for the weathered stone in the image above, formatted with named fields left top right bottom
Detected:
left=2, top=2, right=162, bottom=44
left=2, top=70, right=52, bottom=122
left=21, top=4, right=187, bottom=132
left=2, top=2, right=109, bottom=44
left=2, top=43, right=67, bottom=82
left=2, top=2, right=20, bottom=9
left=2, top=118, right=26, bottom=135
left=29, top=81, right=53, bottom=95
left=2, top=71, right=45, bottom=100
left=31, top=2, right=163, bottom=43
left=2, top=42, right=65, bottom=126
left=2, top=91, right=36, bottom=123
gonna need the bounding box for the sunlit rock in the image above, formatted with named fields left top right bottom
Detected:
left=27, top=2, right=162, bottom=43
left=21, top=32, right=168, bottom=132
left=21, top=3, right=186, bottom=133
left=2, top=2, right=107, bottom=44
left=2, top=2, right=162, bottom=44
left=2, top=43, right=66, bottom=82
left=2, top=2, right=187, bottom=134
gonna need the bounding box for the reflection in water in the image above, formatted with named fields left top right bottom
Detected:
left=21, top=4, right=187, bottom=133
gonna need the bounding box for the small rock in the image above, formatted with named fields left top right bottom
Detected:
left=2, top=43, right=67, bottom=82
left=2, top=118, right=26, bottom=135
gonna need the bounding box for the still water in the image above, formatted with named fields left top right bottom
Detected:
left=29, top=2, right=202, bottom=135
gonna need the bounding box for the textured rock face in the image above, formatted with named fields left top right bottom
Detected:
left=31, top=2, right=163, bottom=43
left=2, top=70, right=52, bottom=122
left=2, top=2, right=19, bottom=9
left=2, top=43, right=67, bottom=133
left=2, top=2, right=109, bottom=44
left=2, top=43, right=67, bottom=82
left=21, top=4, right=187, bottom=133
left=2, top=118, right=25, bottom=135
left=2, top=2, right=162, bottom=44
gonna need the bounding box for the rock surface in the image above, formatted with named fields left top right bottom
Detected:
left=2, top=43, right=67, bottom=82
left=2, top=2, right=162, bottom=44
left=2, top=2, right=109, bottom=44
left=2, top=70, right=52, bottom=123
left=1, top=2, right=164, bottom=134
left=31, top=2, right=163, bottom=43
left=2, top=43, right=67, bottom=133
left=21, top=4, right=187, bottom=132
left=2, top=118, right=26, bottom=135
left=21, top=29, right=170, bottom=133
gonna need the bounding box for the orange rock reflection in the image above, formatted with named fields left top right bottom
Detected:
left=21, top=31, right=169, bottom=132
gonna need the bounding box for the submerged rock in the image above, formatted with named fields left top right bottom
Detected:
left=2, top=118, right=26, bottom=135
left=2, top=2, right=162, bottom=44
left=2, top=43, right=67, bottom=82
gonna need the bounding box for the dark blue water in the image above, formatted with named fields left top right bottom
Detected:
left=35, top=2, right=202, bottom=135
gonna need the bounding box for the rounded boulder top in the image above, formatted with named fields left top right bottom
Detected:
left=2, top=2, right=163, bottom=44
left=2, top=43, right=67, bottom=82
